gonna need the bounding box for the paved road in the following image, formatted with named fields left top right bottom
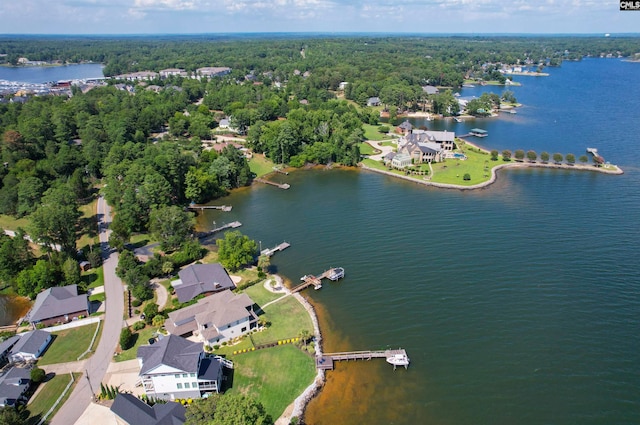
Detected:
left=51, top=196, right=125, bottom=425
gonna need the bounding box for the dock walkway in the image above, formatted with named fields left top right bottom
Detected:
left=255, top=178, right=290, bottom=189
left=290, top=267, right=344, bottom=293
left=196, top=221, right=242, bottom=240
left=316, top=348, right=409, bottom=370
left=188, top=204, right=232, bottom=212
left=261, top=242, right=290, bottom=257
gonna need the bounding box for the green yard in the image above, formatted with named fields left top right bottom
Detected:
left=358, top=142, right=377, bottom=156
left=225, top=345, right=315, bottom=421
left=115, top=325, right=161, bottom=362
left=27, top=373, right=80, bottom=425
left=0, top=214, right=30, bottom=232
left=363, top=123, right=394, bottom=141
left=37, top=322, right=101, bottom=365
left=249, top=154, right=276, bottom=177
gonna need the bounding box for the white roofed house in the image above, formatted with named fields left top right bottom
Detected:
left=137, top=334, right=223, bottom=401
left=159, top=68, right=188, bottom=78
left=165, top=290, right=258, bottom=346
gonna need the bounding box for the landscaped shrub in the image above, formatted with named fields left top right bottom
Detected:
left=133, top=321, right=146, bottom=331
left=463, top=173, right=471, bottom=181
left=120, top=327, right=134, bottom=350
left=132, top=299, right=142, bottom=307
left=30, top=367, right=46, bottom=383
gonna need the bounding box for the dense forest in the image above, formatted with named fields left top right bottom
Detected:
left=0, top=35, right=639, bottom=297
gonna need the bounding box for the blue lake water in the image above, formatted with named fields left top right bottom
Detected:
left=0, top=63, right=104, bottom=84
left=198, top=58, right=640, bottom=424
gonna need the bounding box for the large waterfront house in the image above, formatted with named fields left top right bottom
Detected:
left=137, top=334, right=223, bottom=401
left=27, top=284, right=89, bottom=329
left=8, top=330, right=52, bottom=364
left=165, top=290, right=258, bottom=346
left=110, top=392, right=186, bottom=425
left=395, top=129, right=456, bottom=165
left=0, top=366, right=32, bottom=407
left=171, top=263, right=236, bottom=303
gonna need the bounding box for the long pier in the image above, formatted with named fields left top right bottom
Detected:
left=255, top=178, right=290, bottom=189
left=316, top=348, right=409, bottom=370
left=196, top=221, right=242, bottom=240
left=261, top=242, right=290, bottom=257
left=290, top=267, right=344, bottom=293
left=188, top=204, right=232, bottom=212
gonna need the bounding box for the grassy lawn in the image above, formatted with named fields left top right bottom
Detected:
left=252, top=294, right=313, bottom=346
left=361, top=158, right=395, bottom=172
left=358, top=142, right=377, bottom=155
left=82, top=266, right=104, bottom=290
left=249, top=154, right=276, bottom=177
left=115, top=325, right=160, bottom=362
left=430, top=145, right=495, bottom=186
left=27, top=372, right=81, bottom=425
left=226, top=345, right=316, bottom=421
left=243, top=279, right=283, bottom=306
left=0, top=214, right=30, bottom=231
left=363, top=123, right=394, bottom=141
left=37, top=322, right=100, bottom=365
left=76, top=198, right=98, bottom=251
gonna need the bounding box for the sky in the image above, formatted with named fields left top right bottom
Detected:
left=1, top=0, right=638, bottom=35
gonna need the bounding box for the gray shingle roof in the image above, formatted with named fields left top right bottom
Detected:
left=28, top=284, right=88, bottom=322
left=10, top=330, right=51, bottom=357
left=110, top=393, right=186, bottom=425
left=0, top=366, right=31, bottom=407
left=173, top=264, right=235, bottom=303
left=137, top=335, right=203, bottom=376
left=0, top=336, right=20, bottom=357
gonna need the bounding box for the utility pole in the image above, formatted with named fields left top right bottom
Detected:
left=85, top=369, right=96, bottom=400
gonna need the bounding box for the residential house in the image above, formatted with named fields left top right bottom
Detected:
left=0, top=366, right=31, bottom=407
left=110, top=392, right=186, bottom=425
left=159, top=68, right=188, bottom=78
left=396, top=130, right=458, bottom=164
left=422, top=85, right=439, bottom=95
left=367, top=97, right=381, bottom=107
left=171, top=263, right=236, bottom=303
left=196, top=67, right=231, bottom=79
left=0, top=336, right=20, bottom=365
left=8, top=330, right=52, bottom=363
left=165, top=290, right=258, bottom=346
left=27, top=284, right=89, bottom=328
left=391, top=153, right=413, bottom=169
left=397, top=120, right=413, bottom=135
left=137, top=335, right=223, bottom=401
left=115, top=71, right=159, bottom=81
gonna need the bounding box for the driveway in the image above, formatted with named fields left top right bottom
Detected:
left=51, top=196, right=125, bottom=425
left=365, top=140, right=396, bottom=161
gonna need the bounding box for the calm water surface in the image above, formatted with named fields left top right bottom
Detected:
left=199, top=59, right=640, bottom=425
left=0, top=63, right=104, bottom=83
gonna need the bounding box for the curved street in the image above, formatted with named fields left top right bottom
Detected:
left=50, top=196, right=125, bottom=425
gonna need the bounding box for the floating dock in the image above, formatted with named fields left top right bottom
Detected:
left=261, top=242, right=291, bottom=257
left=291, top=267, right=345, bottom=293
left=316, top=348, right=410, bottom=371
left=255, top=178, right=290, bottom=189
left=196, top=221, right=242, bottom=240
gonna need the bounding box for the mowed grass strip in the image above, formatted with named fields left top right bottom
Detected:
left=251, top=295, right=313, bottom=346
left=363, top=124, right=394, bottom=141
left=27, top=372, right=80, bottom=425
left=249, top=154, right=276, bottom=177
left=115, top=326, right=160, bottom=362
left=37, top=322, right=100, bottom=365
left=243, top=279, right=283, bottom=307
left=227, top=344, right=315, bottom=420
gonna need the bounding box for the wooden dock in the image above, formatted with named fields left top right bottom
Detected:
left=273, top=167, right=289, bottom=175
left=290, top=267, right=344, bottom=293
left=188, top=204, right=232, bottom=212
left=316, top=348, right=409, bottom=371
left=255, top=178, right=290, bottom=189
left=196, top=221, right=242, bottom=240
left=261, top=242, right=290, bottom=257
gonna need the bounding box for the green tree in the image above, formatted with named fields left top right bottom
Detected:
left=553, top=152, right=563, bottom=164
left=0, top=406, right=26, bottom=425
left=186, top=394, right=271, bottom=425
left=216, top=231, right=258, bottom=272
left=149, top=206, right=195, bottom=252
left=579, top=155, right=589, bottom=164
left=62, top=257, right=81, bottom=286
left=540, top=151, right=550, bottom=163
left=502, top=150, right=512, bottom=161
left=514, top=149, right=525, bottom=161
left=526, top=150, right=537, bottom=162
left=119, top=327, right=134, bottom=350
left=565, top=153, right=576, bottom=165
left=143, top=303, right=159, bottom=325
left=490, top=150, right=499, bottom=161
left=30, top=366, right=46, bottom=383
left=29, top=185, right=81, bottom=256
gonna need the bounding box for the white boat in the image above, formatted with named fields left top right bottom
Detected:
left=328, top=267, right=345, bottom=281
left=386, top=353, right=410, bottom=368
